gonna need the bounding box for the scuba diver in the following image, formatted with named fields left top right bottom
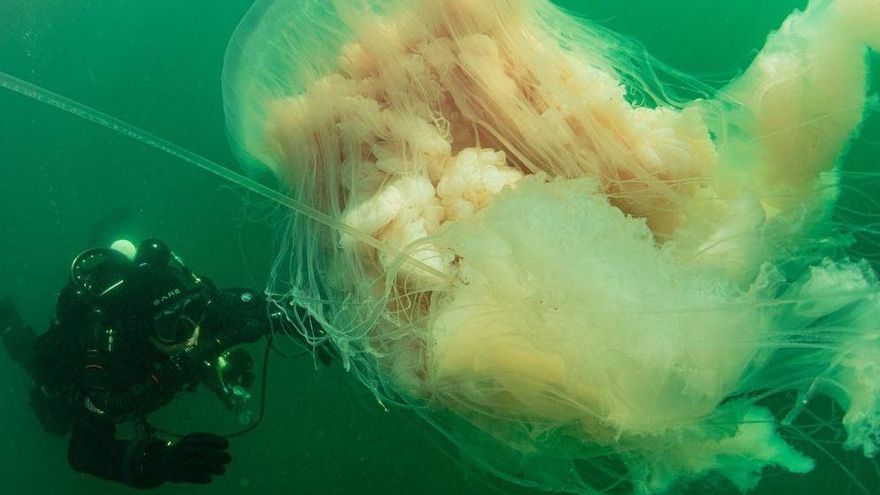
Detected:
left=0, top=238, right=333, bottom=489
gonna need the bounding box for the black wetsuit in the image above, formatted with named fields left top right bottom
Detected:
left=3, top=270, right=309, bottom=488
left=78, top=286, right=275, bottom=487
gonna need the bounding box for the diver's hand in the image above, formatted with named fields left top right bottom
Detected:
left=140, top=433, right=231, bottom=485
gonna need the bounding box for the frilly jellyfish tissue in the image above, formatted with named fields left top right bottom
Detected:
left=222, top=0, right=880, bottom=493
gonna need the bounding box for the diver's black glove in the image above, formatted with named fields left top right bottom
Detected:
left=137, top=433, right=231, bottom=486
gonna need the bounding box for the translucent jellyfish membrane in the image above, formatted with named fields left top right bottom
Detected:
left=223, top=0, right=880, bottom=493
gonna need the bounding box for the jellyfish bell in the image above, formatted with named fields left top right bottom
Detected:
left=222, top=0, right=880, bottom=493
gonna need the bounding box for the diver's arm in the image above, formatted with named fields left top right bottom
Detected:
left=83, top=371, right=182, bottom=418
left=70, top=328, right=226, bottom=488
left=202, top=288, right=334, bottom=364
left=67, top=414, right=165, bottom=489
left=221, top=288, right=336, bottom=365
left=68, top=413, right=231, bottom=488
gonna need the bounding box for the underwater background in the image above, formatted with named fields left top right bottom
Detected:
left=0, top=1, right=877, bottom=494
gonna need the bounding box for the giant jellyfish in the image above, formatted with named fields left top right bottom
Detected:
left=222, top=0, right=880, bottom=493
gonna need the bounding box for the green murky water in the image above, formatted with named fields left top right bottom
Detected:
left=1, top=1, right=877, bottom=494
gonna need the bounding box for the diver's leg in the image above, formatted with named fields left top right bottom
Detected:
left=1, top=296, right=37, bottom=376
left=720, top=0, right=878, bottom=205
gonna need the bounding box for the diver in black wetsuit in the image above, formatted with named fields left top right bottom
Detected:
left=0, top=239, right=332, bottom=489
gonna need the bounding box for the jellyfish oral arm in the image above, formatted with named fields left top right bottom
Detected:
left=719, top=0, right=879, bottom=210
